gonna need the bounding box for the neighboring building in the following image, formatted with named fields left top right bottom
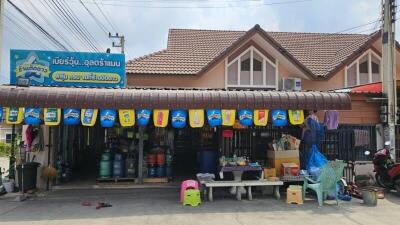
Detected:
left=126, top=25, right=400, bottom=126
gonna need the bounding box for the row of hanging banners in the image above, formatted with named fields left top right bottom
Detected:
left=0, top=107, right=305, bottom=128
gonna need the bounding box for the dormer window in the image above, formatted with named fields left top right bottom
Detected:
left=226, top=46, right=277, bottom=89
left=345, top=50, right=381, bottom=87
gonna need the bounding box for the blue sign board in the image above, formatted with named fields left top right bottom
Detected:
left=10, top=49, right=126, bottom=88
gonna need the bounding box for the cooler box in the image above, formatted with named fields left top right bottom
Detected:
left=267, top=150, right=299, bottom=176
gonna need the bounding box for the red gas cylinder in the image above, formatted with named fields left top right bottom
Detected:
left=156, top=152, right=166, bottom=165
left=148, top=153, right=157, bottom=165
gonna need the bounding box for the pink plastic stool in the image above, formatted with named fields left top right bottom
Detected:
left=180, top=180, right=199, bottom=202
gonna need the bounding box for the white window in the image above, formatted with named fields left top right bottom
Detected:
left=345, top=50, right=382, bottom=87
left=226, top=46, right=277, bottom=89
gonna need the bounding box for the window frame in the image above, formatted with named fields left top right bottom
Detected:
left=225, top=46, right=278, bottom=89
left=344, top=49, right=382, bottom=87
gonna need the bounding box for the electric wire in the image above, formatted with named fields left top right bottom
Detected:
left=40, top=0, right=94, bottom=51
left=79, top=0, right=109, bottom=35
left=4, top=24, right=43, bottom=50
left=6, top=0, right=68, bottom=50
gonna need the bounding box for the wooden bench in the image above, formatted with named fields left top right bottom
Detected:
left=204, top=180, right=283, bottom=201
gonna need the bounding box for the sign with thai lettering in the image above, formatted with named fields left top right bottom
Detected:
left=10, top=49, right=126, bottom=87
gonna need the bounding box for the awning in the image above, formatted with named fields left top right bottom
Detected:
left=0, top=86, right=351, bottom=110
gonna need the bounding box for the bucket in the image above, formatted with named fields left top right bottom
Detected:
left=361, top=189, right=378, bottom=206
left=147, top=153, right=157, bottom=165
left=3, top=181, right=14, bottom=193
left=156, top=152, right=165, bottom=165
left=157, top=165, right=166, bottom=177
left=148, top=166, right=157, bottom=178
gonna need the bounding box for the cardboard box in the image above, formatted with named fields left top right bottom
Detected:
left=281, top=163, right=299, bottom=177
left=267, top=150, right=299, bottom=159
left=263, top=168, right=276, bottom=178
left=268, top=157, right=300, bottom=176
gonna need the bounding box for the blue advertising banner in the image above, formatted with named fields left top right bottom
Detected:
left=10, top=49, right=126, bottom=88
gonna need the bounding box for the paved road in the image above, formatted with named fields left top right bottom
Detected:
left=0, top=188, right=399, bottom=225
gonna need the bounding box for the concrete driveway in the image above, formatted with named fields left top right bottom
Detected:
left=0, top=188, right=399, bottom=225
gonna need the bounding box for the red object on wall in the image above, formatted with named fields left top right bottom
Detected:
left=222, top=130, right=233, bottom=138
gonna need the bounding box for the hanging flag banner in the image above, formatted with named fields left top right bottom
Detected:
left=171, top=110, right=187, bottom=129
left=238, top=109, right=253, bottom=126
left=222, top=109, right=236, bottom=126
left=44, top=108, right=61, bottom=126
left=206, top=109, right=222, bottom=127
left=10, top=49, right=126, bottom=88
left=24, top=108, right=41, bottom=125
left=153, top=109, right=169, bottom=128
left=100, top=109, right=116, bottom=128
left=63, top=108, right=80, bottom=125
left=6, top=107, right=24, bottom=124
left=119, top=109, right=135, bottom=127
left=271, top=109, right=288, bottom=126
left=81, top=109, right=98, bottom=126
left=0, top=107, right=3, bottom=122
left=288, top=110, right=304, bottom=125
left=254, top=110, right=269, bottom=126
left=136, top=109, right=151, bottom=126
left=189, top=109, right=204, bottom=128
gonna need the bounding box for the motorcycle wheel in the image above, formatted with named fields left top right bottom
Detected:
left=375, top=173, right=388, bottom=188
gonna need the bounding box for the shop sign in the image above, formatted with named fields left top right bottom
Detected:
left=24, top=108, right=41, bottom=125
left=63, top=108, right=80, bottom=125
left=254, top=110, right=269, bottom=126
left=271, top=109, right=288, bottom=127
left=81, top=109, right=98, bottom=126
left=44, top=108, right=61, bottom=126
left=100, top=109, right=116, bottom=128
left=153, top=109, right=169, bottom=128
left=206, top=109, right=222, bottom=127
left=189, top=109, right=204, bottom=128
left=6, top=107, right=24, bottom=124
left=136, top=109, right=151, bottom=126
left=0, top=107, right=3, bottom=122
left=238, top=109, right=253, bottom=126
left=10, top=49, right=126, bottom=88
left=221, top=110, right=236, bottom=126
left=288, top=110, right=304, bottom=125
left=119, top=109, right=135, bottom=127
left=171, top=110, right=187, bottom=129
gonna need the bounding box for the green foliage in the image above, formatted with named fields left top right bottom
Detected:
left=0, top=142, right=11, bottom=157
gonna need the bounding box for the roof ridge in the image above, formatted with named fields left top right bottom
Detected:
left=267, top=31, right=371, bottom=36
left=168, top=28, right=246, bottom=33
left=126, top=49, right=167, bottom=63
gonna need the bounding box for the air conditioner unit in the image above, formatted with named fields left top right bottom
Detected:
left=281, top=77, right=302, bottom=91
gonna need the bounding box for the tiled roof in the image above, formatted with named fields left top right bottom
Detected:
left=126, top=26, right=378, bottom=78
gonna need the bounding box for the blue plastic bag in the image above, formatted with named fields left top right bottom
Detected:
left=306, top=145, right=328, bottom=176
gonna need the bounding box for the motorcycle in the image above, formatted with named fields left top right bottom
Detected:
left=372, top=142, right=400, bottom=192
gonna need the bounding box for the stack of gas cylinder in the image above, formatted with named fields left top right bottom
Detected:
left=147, top=149, right=166, bottom=178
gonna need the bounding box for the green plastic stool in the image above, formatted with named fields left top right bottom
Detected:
left=183, top=189, right=201, bottom=206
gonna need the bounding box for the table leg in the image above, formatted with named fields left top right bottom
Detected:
left=247, top=186, right=252, bottom=201
left=208, top=187, right=213, bottom=202
left=236, top=186, right=242, bottom=201
left=273, top=186, right=281, bottom=200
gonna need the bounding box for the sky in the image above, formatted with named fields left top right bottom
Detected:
left=0, top=0, right=391, bottom=83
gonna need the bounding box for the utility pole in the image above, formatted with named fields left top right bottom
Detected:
left=109, top=32, right=125, bottom=54
left=382, top=0, right=397, bottom=161
left=0, top=0, right=5, bottom=77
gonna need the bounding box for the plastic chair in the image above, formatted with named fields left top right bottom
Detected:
left=302, top=160, right=345, bottom=207
left=180, top=180, right=199, bottom=202
left=183, top=189, right=201, bottom=206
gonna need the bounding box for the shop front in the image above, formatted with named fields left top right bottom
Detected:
left=0, top=84, right=351, bottom=189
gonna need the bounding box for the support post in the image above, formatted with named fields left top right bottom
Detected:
left=382, top=0, right=397, bottom=161
left=8, top=125, right=16, bottom=180
left=138, top=126, right=144, bottom=184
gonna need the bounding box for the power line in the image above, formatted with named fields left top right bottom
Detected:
left=6, top=0, right=68, bottom=50
left=4, top=25, right=41, bottom=50
left=94, top=0, right=118, bottom=32
left=40, top=0, right=94, bottom=51
left=25, top=0, right=77, bottom=51
left=71, top=0, right=313, bottom=9
left=50, top=0, right=100, bottom=51
left=52, top=0, right=99, bottom=51
left=78, top=0, right=109, bottom=35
